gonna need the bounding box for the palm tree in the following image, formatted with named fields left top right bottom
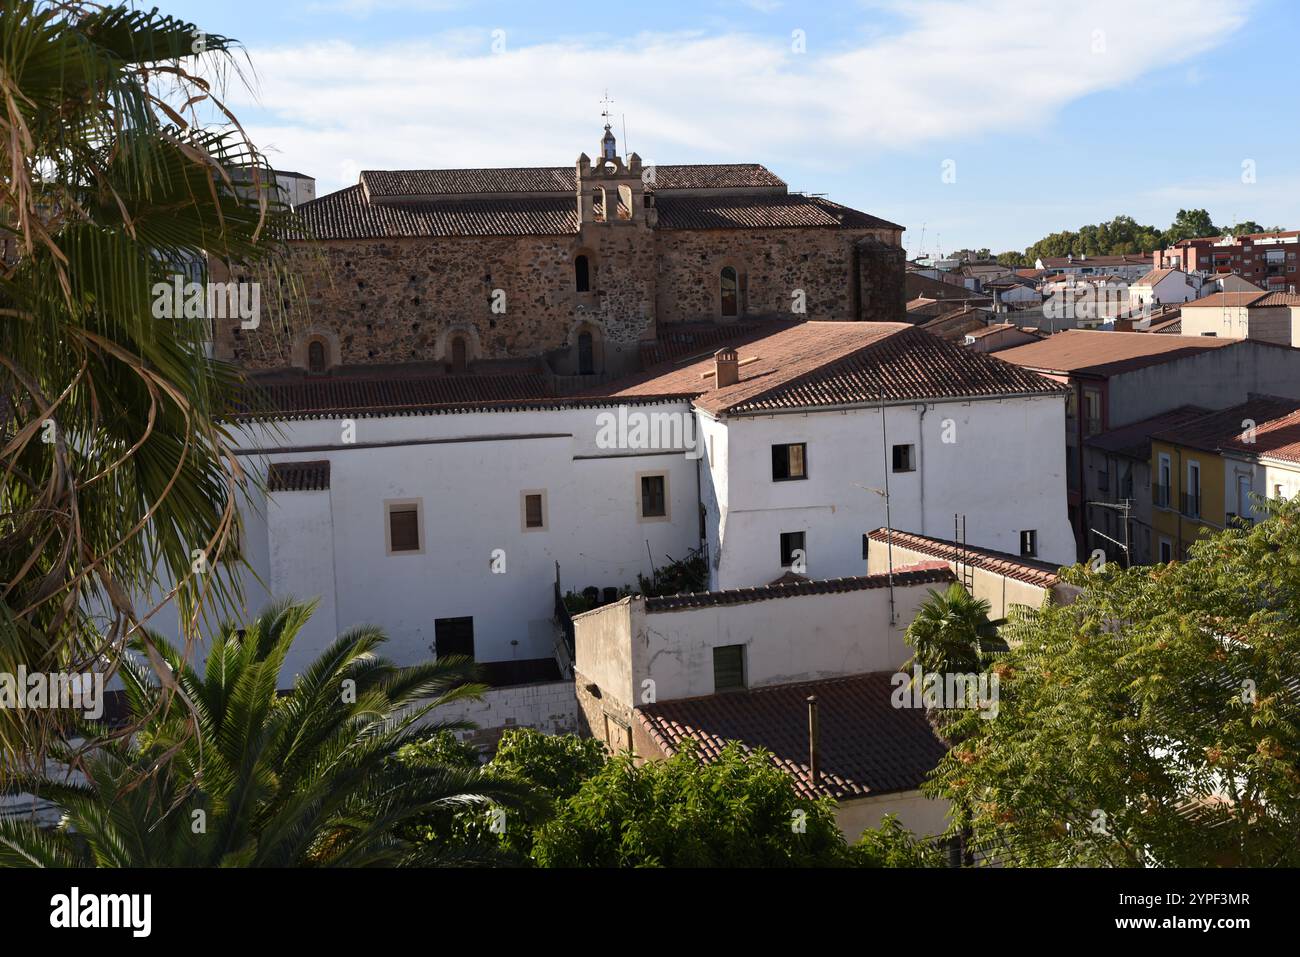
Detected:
left=0, top=601, right=542, bottom=866
left=904, top=582, right=1000, bottom=676
left=0, top=2, right=302, bottom=765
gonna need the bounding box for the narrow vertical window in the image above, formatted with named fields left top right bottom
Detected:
left=720, top=266, right=739, bottom=317
left=575, top=255, right=590, bottom=293
left=450, top=336, right=467, bottom=374
left=307, top=339, right=326, bottom=374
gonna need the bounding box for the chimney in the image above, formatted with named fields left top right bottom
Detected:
left=714, top=347, right=739, bottom=388
left=806, top=695, right=820, bottom=788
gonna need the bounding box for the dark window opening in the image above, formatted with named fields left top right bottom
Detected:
left=640, top=475, right=666, bottom=518
left=434, top=616, right=475, bottom=660
left=450, top=336, right=467, bottom=374
left=771, top=443, right=807, bottom=481
left=780, top=531, right=806, bottom=567
left=575, top=255, right=590, bottom=293
left=388, top=506, right=420, bottom=552
left=524, top=493, right=544, bottom=528
left=720, top=266, right=739, bottom=317
left=578, top=331, right=595, bottom=375
left=892, top=444, right=916, bottom=473
left=1019, top=529, right=1037, bottom=558
left=713, top=644, right=746, bottom=691
left=307, top=339, right=326, bottom=374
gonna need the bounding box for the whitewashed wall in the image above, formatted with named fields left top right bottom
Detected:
left=632, top=578, right=938, bottom=703
left=143, top=401, right=701, bottom=682
left=701, top=394, right=1075, bottom=588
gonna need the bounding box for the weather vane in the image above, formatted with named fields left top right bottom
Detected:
left=601, top=89, right=614, bottom=126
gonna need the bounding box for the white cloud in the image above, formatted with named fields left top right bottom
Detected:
left=226, top=0, right=1249, bottom=194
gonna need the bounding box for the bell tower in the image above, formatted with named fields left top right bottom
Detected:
left=576, top=94, right=651, bottom=227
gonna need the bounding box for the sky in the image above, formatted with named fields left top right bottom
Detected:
left=157, top=0, right=1297, bottom=255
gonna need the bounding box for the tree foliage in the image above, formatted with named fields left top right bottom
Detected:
left=905, top=582, right=999, bottom=675
left=926, top=497, right=1300, bottom=867
left=532, top=741, right=856, bottom=867
left=0, top=1, right=302, bottom=767
left=0, top=601, right=538, bottom=866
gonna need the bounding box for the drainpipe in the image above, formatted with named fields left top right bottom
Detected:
left=807, top=695, right=820, bottom=789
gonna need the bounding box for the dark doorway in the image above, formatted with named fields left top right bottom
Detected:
left=578, top=331, right=595, bottom=374
left=434, top=616, right=474, bottom=660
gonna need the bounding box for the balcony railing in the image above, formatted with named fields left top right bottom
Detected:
left=1180, top=491, right=1201, bottom=519
left=1154, top=484, right=1171, bottom=508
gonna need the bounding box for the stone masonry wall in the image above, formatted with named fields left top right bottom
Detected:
left=225, top=224, right=905, bottom=372
left=654, top=226, right=896, bottom=324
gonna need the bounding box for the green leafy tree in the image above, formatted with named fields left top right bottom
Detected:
left=0, top=2, right=301, bottom=765
left=904, top=582, right=999, bottom=675
left=402, top=728, right=606, bottom=861
left=926, top=497, right=1300, bottom=867
left=850, top=815, right=947, bottom=867
left=0, top=601, right=538, bottom=866
left=1164, top=208, right=1218, bottom=245
left=531, top=741, right=853, bottom=867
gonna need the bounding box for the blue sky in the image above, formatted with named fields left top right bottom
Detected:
left=159, top=0, right=1296, bottom=254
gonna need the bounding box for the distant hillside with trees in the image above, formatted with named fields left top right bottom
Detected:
left=986, top=210, right=1286, bottom=268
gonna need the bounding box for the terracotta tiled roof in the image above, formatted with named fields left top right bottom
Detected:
left=1256, top=291, right=1300, bottom=307
left=1182, top=291, right=1267, bottom=309
left=996, top=329, right=1235, bottom=377
left=635, top=672, right=949, bottom=801
left=1084, top=406, right=1209, bottom=460
left=299, top=182, right=896, bottom=239
left=963, top=322, right=1015, bottom=339
left=1146, top=316, right=1183, bottom=334
left=297, top=185, right=578, bottom=239
left=600, top=321, right=1064, bottom=416
left=1134, top=267, right=1182, bottom=287
left=359, top=164, right=784, bottom=199
left=655, top=194, right=901, bottom=231
left=238, top=370, right=552, bottom=418
left=1039, top=254, right=1151, bottom=268
left=267, top=460, right=331, bottom=492
left=649, top=163, right=786, bottom=191
left=643, top=565, right=955, bottom=613
left=865, top=528, right=1061, bottom=588
left=637, top=320, right=774, bottom=367
left=1152, top=395, right=1300, bottom=463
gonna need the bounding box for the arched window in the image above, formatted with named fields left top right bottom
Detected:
left=575, top=255, right=590, bottom=293
left=307, top=339, right=327, bottom=374
left=720, top=266, right=739, bottom=318
left=450, top=335, right=467, bottom=374
left=577, top=331, right=595, bottom=375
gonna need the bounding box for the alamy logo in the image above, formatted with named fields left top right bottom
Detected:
left=50, top=887, right=151, bottom=937
left=0, top=667, right=103, bottom=719
left=890, top=666, right=999, bottom=719
left=595, top=405, right=704, bottom=460
left=151, top=274, right=260, bottom=328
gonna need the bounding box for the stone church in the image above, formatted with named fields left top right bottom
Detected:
left=220, top=125, right=906, bottom=380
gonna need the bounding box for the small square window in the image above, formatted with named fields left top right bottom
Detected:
left=892, top=444, right=915, bottom=472
left=638, top=473, right=668, bottom=520
left=386, top=502, right=422, bottom=553
left=771, top=443, right=807, bottom=481
left=713, top=644, right=746, bottom=692
left=521, top=490, right=547, bottom=531
left=780, top=530, right=806, bottom=568
left=1019, top=529, right=1037, bottom=558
